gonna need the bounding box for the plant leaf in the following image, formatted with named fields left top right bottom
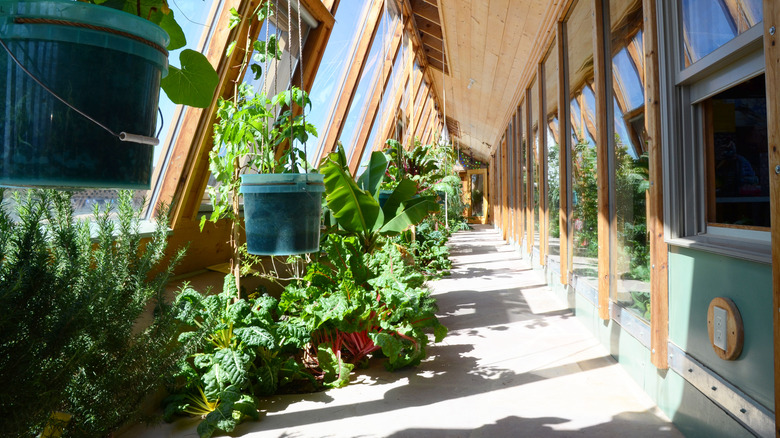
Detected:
left=161, top=49, right=219, bottom=108
left=380, top=197, right=439, bottom=235
left=356, top=151, right=388, bottom=196
left=320, top=152, right=382, bottom=234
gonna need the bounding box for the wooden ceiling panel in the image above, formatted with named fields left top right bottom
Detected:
left=432, top=0, right=550, bottom=161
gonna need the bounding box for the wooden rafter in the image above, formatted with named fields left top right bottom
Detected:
left=410, top=0, right=439, bottom=23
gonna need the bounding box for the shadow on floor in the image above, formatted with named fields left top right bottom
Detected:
left=382, top=411, right=680, bottom=437
left=242, top=344, right=616, bottom=435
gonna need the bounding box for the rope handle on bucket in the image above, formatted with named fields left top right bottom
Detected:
left=0, top=28, right=162, bottom=146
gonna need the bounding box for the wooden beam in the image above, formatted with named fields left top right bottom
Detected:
left=317, top=0, right=384, bottom=160
left=410, top=0, right=440, bottom=24
left=644, top=0, right=669, bottom=370
left=414, top=14, right=443, bottom=41
left=378, top=38, right=416, bottom=147
left=762, top=1, right=780, bottom=434
left=557, top=21, right=569, bottom=286
left=593, top=0, right=611, bottom=321
left=410, top=84, right=432, bottom=142
left=349, top=18, right=404, bottom=174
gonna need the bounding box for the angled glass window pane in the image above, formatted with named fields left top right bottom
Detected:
left=544, top=37, right=560, bottom=265
left=338, top=11, right=390, bottom=160
left=681, top=0, right=762, bottom=67
left=567, top=0, right=598, bottom=286
left=613, top=47, right=644, bottom=113
left=306, top=0, right=372, bottom=164
left=611, top=0, right=649, bottom=320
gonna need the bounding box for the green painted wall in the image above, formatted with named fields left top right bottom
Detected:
left=517, top=240, right=759, bottom=437
left=668, top=246, right=774, bottom=410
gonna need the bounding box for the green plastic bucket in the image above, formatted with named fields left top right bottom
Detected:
left=240, top=173, right=325, bottom=256
left=0, top=0, right=169, bottom=189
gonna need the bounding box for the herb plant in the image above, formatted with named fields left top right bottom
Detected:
left=0, top=189, right=196, bottom=437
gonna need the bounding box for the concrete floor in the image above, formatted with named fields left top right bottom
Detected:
left=130, top=225, right=683, bottom=438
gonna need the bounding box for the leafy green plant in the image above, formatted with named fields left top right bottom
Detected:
left=319, top=146, right=440, bottom=253
left=164, top=274, right=308, bottom=437
left=279, top=233, right=447, bottom=378
left=0, top=189, right=195, bottom=437
left=82, top=0, right=218, bottom=108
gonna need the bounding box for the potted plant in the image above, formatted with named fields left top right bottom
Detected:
left=202, top=2, right=321, bottom=298
left=0, top=0, right=218, bottom=189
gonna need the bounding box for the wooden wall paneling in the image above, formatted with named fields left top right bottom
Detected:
left=557, top=21, right=570, bottom=286
left=525, top=90, right=534, bottom=253
left=763, top=1, right=780, bottom=430
left=644, top=0, right=669, bottom=371
left=318, top=0, right=384, bottom=160
left=348, top=18, right=404, bottom=173
left=538, top=63, right=548, bottom=266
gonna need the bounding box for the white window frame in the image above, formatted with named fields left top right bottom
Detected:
left=657, top=0, right=770, bottom=264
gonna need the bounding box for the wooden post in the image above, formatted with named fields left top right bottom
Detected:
left=643, top=0, right=669, bottom=370
left=762, top=0, right=780, bottom=434
left=515, top=108, right=524, bottom=244
left=592, top=0, right=611, bottom=320
left=557, top=21, right=570, bottom=286
left=538, top=63, right=548, bottom=266
left=526, top=93, right=534, bottom=253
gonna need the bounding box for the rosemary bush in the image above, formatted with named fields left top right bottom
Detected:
left=0, top=190, right=197, bottom=437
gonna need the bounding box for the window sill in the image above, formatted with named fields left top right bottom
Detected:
left=666, top=233, right=771, bottom=265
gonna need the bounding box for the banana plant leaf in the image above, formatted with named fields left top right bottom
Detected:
left=357, top=151, right=389, bottom=196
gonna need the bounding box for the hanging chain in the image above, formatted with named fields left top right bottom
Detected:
left=261, top=1, right=271, bottom=162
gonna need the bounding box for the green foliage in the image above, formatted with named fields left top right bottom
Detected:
left=165, top=274, right=309, bottom=437
left=278, top=234, right=447, bottom=377
left=629, top=291, right=651, bottom=320
left=0, top=189, right=195, bottom=437
left=83, top=0, right=218, bottom=107
left=572, top=137, right=599, bottom=257
left=319, top=146, right=440, bottom=253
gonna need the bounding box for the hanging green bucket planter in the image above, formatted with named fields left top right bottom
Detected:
left=0, top=0, right=168, bottom=189
left=240, top=173, right=325, bottom=256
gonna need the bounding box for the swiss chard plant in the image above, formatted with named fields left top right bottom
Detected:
left=164, top=274, right=311, bottom=438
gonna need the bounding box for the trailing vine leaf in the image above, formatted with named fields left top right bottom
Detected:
left=161, top=50, right=219, bottom=108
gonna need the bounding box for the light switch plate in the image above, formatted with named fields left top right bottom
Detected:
left=713, top=305, right=727, bottom=351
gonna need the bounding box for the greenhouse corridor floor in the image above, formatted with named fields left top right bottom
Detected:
left=130, top=224, right=682, bottom=438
